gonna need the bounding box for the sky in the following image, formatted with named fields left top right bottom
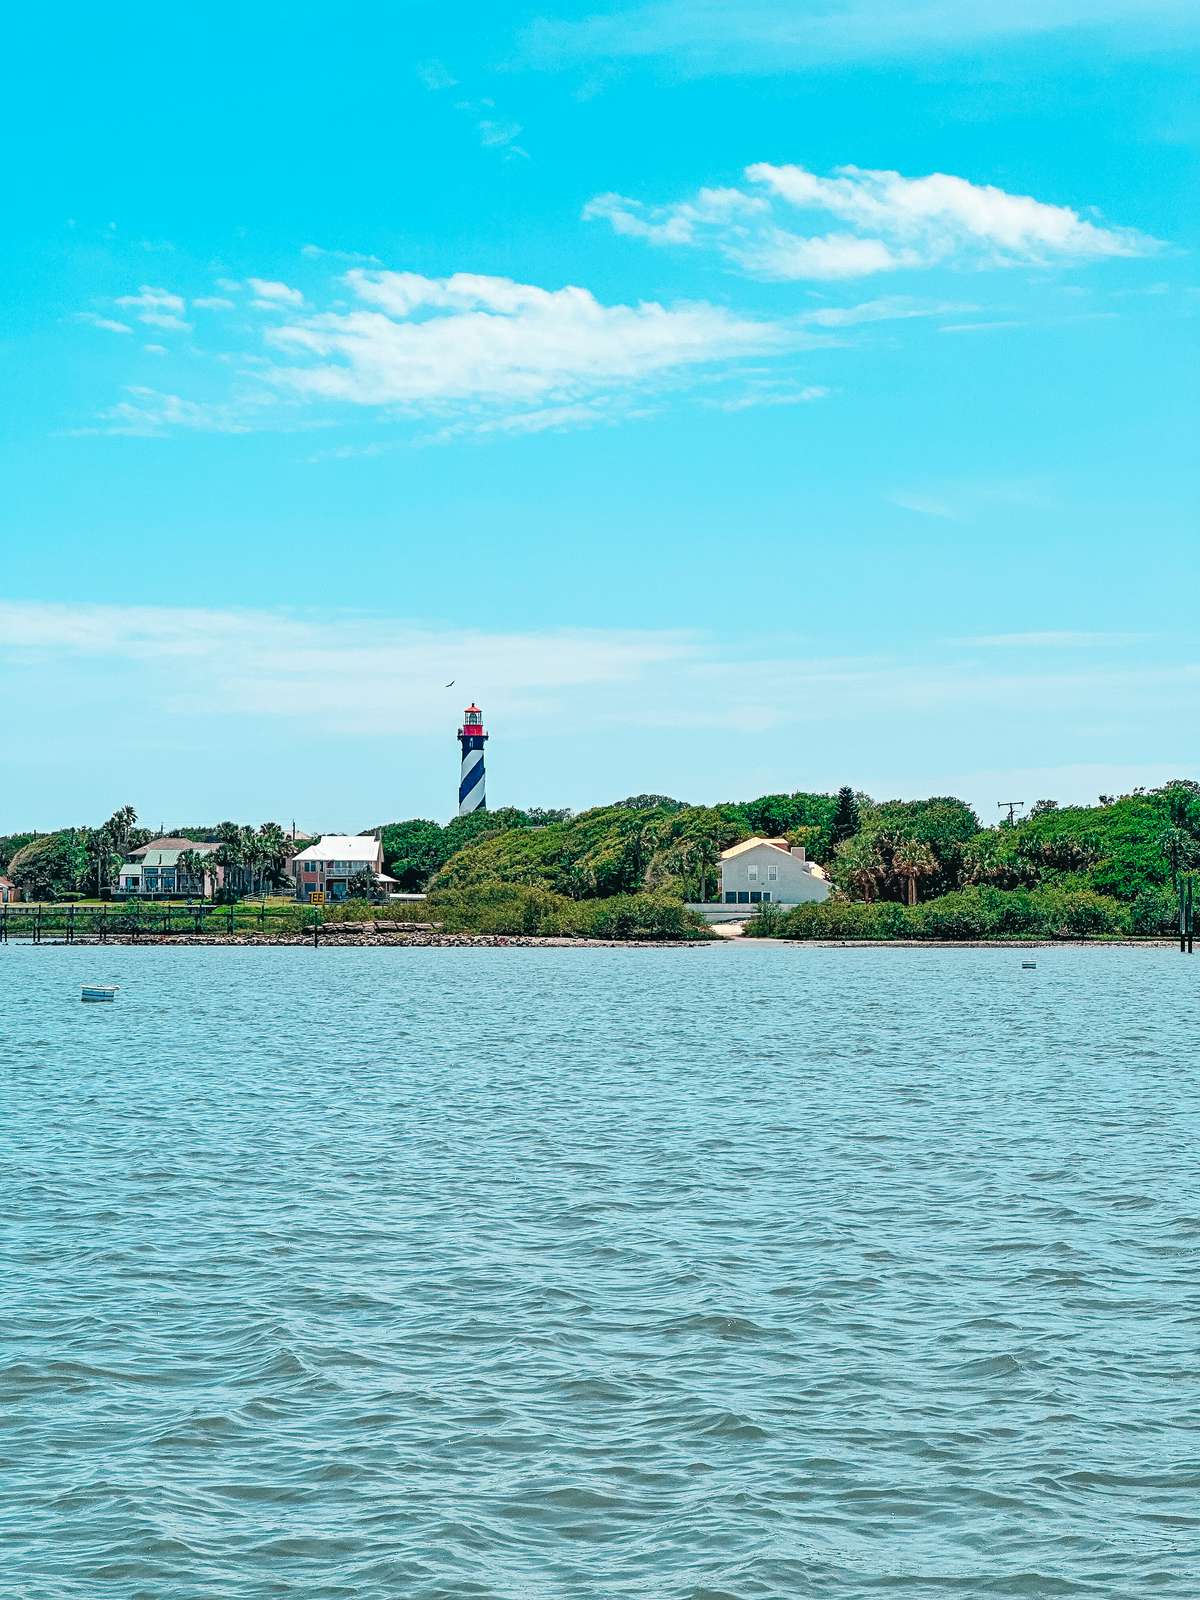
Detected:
left=1, top=1, right=1197, bottom=832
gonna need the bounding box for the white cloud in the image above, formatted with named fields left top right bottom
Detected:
left=751, top=162, right=1148, bottom=263
left=961, top=631, right=1145, bottom=648
left=263, top=268, right=790, bottom=408
left=142, top=343, right=168, bottom=356
left=0, top=600, right=1191, bottom=760
left=0, top=601, right=697, bottom=735
left=86, top=265, right=893, bottom=439
left=247, top=278, right=305, bottom=307
left=300, top=244, right=382, bottom=265
left=586, top=161, right=1155, bottom=280
left=77, top=313, right=134, bottom=334
left=888, top=490, right=961, bottom=521
left=114, top=286, right=191, bottom=331
left=79, top=387, right=255, bottom=437
left=704, top=382, right=829, bottom=412
left=193, top=295, right=236, bottom=311
left=525, top=0, right=1197, bottom=72
left=416, top=59, right=458, bottom=91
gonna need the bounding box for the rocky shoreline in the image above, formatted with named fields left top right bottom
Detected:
left=16, top=926, right=708, bottom=949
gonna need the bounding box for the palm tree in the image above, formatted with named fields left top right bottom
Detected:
left=890, top=836, right=938, bottom=907
left=1159, top=824, right=1198, bottom=891
left=89, top=804, right=139, bottom=895
left=214, top=822, right=244, bottom=901
left=834, top=833, right=884, bottom=903
left=177, top=848, right=206, bottom=901
left=257, top=823, right=290, bottom=894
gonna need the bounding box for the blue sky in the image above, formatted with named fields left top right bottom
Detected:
left=2, top=1, right=1197, bottom=832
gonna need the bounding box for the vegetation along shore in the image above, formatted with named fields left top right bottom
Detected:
left=3, top=779, right=1199, bottom=944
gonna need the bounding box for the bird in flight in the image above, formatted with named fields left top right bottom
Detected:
left=444, top=679, right=455, bottom=687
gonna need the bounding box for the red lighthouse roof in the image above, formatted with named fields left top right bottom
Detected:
left=458, top=702, right=488, bottom=740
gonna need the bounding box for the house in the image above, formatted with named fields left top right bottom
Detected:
left=718, top=837, right=831, bottom=907
left=0, top=876, right=21, bottom=904
left=118, top=838, right=224, bottom=899
left=289, top=835, right=395, bottom=903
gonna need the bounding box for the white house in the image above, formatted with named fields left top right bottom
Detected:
left=718, top=837, right=830, bottom=907
left=289, top=835, right=394, bottom=903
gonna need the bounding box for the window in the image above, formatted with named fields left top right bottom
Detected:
left=750, top=891, right=762, bottom=903
left=767, top=864, right=779, bottom=881
left=724, top=892, right=736, bottom=904
left=747, top=864, right=759, bottom=882
left=737, top=891, right=750, bottom=904
left=763, top=892, right=771, bottom=902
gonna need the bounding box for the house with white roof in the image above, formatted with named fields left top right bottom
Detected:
left=289, top=835, right=395, bottom=903
left=718, top=837, right=830, bottom=908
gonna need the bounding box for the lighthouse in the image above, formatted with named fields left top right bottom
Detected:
left=457, top=703, right=488, bottom=815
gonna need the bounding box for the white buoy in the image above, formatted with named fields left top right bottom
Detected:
left=81, top=985, right=119, bottom=1003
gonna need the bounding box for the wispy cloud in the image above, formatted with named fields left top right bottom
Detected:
left=75, top=387, right=258, bottom=438
left=586, top=161, right=1156, bottom=281
left=0, top=600, right=1189, bottom=747
left=703, top=382, right=829, bottom=412
left=81, top=266, right=798, bottom=438
left=416, top=58, right=458, bottom=91
left=247, top=278, right=305, bottom=308
left=888, top=490, right=960, bottom=521
left=300, top=244, right=382, bottom=266
left=889, top=479, right=1053, bottom=522
left=77, top=312, right=134, bottom=335
left=960, top=631, right=1147, bottom=648
left=417, top=60, right=528, bottom=157
left=265, top=269, right=788, bottom=409
left=526, top=0, right=1197, bottom=73
left=114, top=285, right=191, bottom=331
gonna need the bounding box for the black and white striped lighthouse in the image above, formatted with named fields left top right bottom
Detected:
left=457, top=703, right=488, bottom=815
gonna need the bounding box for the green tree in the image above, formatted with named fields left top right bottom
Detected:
left=87, top=804, right=138, bottom=895
left=833, top=833, right=885, bottom=903
left=176, top=848, right=208, bottom=899
left=213, top=821, right=245, bottom=901
left=347, top=868, right=378, bottom=901
left=8, top=830, right=89, bottom=900
left=830, top=786, right=860, bottom=847
left=889, top=835, right=938, bottom=907
left=257, top=823, right=292, bottom=891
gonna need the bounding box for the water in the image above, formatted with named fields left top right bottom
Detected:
left=2, top=944, right=1198, bottom=1598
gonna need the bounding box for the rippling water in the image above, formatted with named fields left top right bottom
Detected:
left=2, top=943, right=1198, bottom=1597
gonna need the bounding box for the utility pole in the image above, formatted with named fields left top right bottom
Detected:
left=998, top=800, right=1025, bottom=827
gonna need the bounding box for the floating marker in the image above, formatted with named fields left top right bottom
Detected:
left=81, top=985, right=119, bottom=1003
left=1021, top=961, right=1036, bottom=970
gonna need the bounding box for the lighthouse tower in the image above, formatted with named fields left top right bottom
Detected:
left=457, top=703, right=488, bottom=815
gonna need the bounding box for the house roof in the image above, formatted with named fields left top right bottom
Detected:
left=720, top=837, right=793, bottom=861
left=136, top=848, right=202, bottom=868
left=290, top=835, right=382, bottom=863
left=128, top=837, right=218, bottom=858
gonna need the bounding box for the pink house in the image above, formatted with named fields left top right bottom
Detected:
left=0, top=876, right=22, bottom=904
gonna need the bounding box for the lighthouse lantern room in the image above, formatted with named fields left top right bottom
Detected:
left=457, top=703, right=488, bottom=815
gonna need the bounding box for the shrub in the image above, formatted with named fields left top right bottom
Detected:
left=576, top=892, right=710, bottom=941
left=1130, top=886, right=1178, bottom=936
left=1037, top=889, right=1128, bottom=937
left=748, top=900, right=910, bottom=939
left=750, top=885, right=1132, bottom=941
left=910, top=889, right=994, bottom=940
left=424, top=884, right=711, bottom=940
